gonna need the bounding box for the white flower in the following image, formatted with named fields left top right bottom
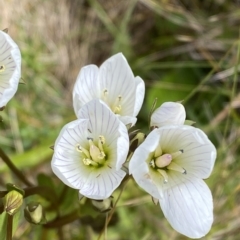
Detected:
left=0, top=30, right=21, bottom=108
left=73, top=53, right=145, bottom=126
left=51, top=99, right=129, bottom=200
left=129, top=125, right=216, bottom=238
left=151, top=102, right=186, bottom=128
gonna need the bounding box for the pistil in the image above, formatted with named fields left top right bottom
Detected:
left=76, top=136, right=107, bottom=166
left=150, top=149, right=186, bottom=183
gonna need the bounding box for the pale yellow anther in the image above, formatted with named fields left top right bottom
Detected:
left=76, top=144, right=90, bottom=159
left=157, top=169, right=168, bottom=183
left=155, top=154, right=172, bottom=168
left=98, top=135, right=105, bottom=151
left=113, top=95, right=122, bottom=114
left=167, top=162, right=186, bottom=174
left=83, top=158, right=98, bottom=166
left=0, top=65, right=5, bottom=72
left=149, top=159, right=155, bottom=168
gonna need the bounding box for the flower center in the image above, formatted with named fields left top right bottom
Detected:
left=102, top=89, right=122, bottom=114
left=149, top=148, right=186, bottom=184
left=0, top=65, right=5, bottom=73
left=76, top=135, right=106, bottom=167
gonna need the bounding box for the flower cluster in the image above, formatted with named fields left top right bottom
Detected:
left=0, top=30, right=21, bottom=108
left=51, top=53, right=216, bottom=238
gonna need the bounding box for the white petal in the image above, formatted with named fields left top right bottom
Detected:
left=78, top=99, right=129, bottom=170
left=151, top=102, right=186, bottom=127
left=129, top=129, right=161, bottom=199
left=131, top=161, right=161, bottom=199
left=51, top=119, right=91, bottom=189
left=118, top=115, right=137, bottom=127
left=133, top=76, right=145, bottom=116
left=80, top=167, right=126, bottom=200
left=99, top=53, right=136, bottom=116
left=159, top=173, right=213, bottom=238
left=0, top=31, right=21, bottom=108
left=129, top=129, right=160, bottom=174
left=73, top=65, right=100, bottom=117
left=156, top=125, right=216, bottom=178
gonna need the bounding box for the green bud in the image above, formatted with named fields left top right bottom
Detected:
left=24, top=202, right=46, bottom=224
left=91, top=197, right=113, bottom=213
left=129, top=132, right=145, bottom=153
left=3, top=190, right=23, bottom=215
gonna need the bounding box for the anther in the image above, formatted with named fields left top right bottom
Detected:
left=171, top=149, right=184, bottom=159
left=157, top=169, right=168, bottom=184
left=149, top=159, right=155, bottom=168
left=0, top=65, right=5, bottom=72
left=167, top=162, right=186, bottom=174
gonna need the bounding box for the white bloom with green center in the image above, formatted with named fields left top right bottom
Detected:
left=51, top=99, right=129, bottom=200
left=0, top=30, right=21, bottom=108
left=151, top=102, right=186, bottom=128
left=129, top=125, right=216, bottom=238
left=73, top=53, right=145, bottom=126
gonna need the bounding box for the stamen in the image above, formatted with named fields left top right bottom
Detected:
left=171, top=149, right=184, bottom=159
left=103, top=89, right=108, bottom=102
left=155, top=154, right=172, bottom=168
left=98, top=135, right=105, bottom=151
left=76, top=144, right=90, bottom=159
left=0, top=65, right=5, bottom=72
left=167, top=162, right=186, bottom=174
left=149, top=159, right=155, bottom=168
left=83, top=158, right=98, bottom=166
left=157, top=169, right=168, bottom=183
left=113, top=95, right=122, bottom=114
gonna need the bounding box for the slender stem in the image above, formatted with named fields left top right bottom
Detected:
left=6, top=214, right=13, bottom=240
left=43, top=210, right=79, bottom=228
left=97, top=176, right=131, bottom=240
left=0, top=148, right=33, bottom=187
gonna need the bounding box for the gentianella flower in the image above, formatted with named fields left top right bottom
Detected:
left=73, top=53, right=145, bottom=126
left=0, top=30, right=21, bottom=108
left=51, top=99, right=129, bottom=200
left=151, top=101, right=186, bottom=128
left=129, top=125, right=216, bottom=238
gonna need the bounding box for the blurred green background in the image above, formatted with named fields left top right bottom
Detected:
left=1, top=0, right=240, bottom=239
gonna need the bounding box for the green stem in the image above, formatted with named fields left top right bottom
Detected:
left=97, top=176, right=131, bottom=240
left=43, top=210, right=79, bottom=228
left=0, top=148, right=33, bottom=187
left=6, top=214, right=13, bottom=240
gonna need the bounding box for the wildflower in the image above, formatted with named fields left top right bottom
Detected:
left=0, top=30, right=21, bottom=108
left=151, top=102, right=186, bottom=128
left=129, top=125, right=216, bottom=238
left=51, top=99, right=129, bottom=200
left=73, top=53, right=145, bottom=126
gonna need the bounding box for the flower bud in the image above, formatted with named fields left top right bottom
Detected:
left=24, top=202, right=46, bottom=224
left=3, top=190, right=23, bottom=215
left=129, top=132, right=145, bottom=153
left=91, top=197, right=113, bottom=213
left=151, top=102, right=186, bottom=128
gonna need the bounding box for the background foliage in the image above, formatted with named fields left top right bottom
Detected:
left=1, top=0, right=240, bottom=239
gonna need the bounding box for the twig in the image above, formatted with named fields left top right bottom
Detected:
left=0, top=147, right=33, bottom=187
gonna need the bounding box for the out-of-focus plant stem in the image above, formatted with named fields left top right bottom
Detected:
left=0, top=147, right=33, bottom=187
left=6, top=214, right=13, bottom=240
left=97, top=176, right=131, bottom=240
